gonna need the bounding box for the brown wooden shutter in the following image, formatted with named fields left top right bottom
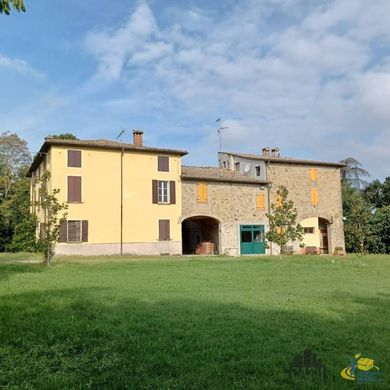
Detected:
left=159, top=219, right=170, bottom=240
left=152, top=180, right=158, bottom=204
left=169, top=181, right=176, bottom=204
left=68, top=150, right=82, bottom=167
left=68, top=176, right=82, bottom=202
left=59, top=221, right=67, bottom=242
left=82, top=220, right=88, bottom=242
left=158, top=156, right=169, bottom=172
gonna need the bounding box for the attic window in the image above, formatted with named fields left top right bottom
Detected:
left=235, top=162, right=240, bottom=172
left=255, top=166, right=261, bottom=176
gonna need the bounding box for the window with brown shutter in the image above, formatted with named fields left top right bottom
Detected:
left=152, top=180, right=158, bottom=204
left=59, top=221, right=67, bottom=242
left=82, top=220, right=88, bottom=242
left=169, top=181, right=176, bottom=204
left=67, top=220, right=81, bottom=242
left=158, top=219, right=170, bottom=240
left=67, top=176, right=82, bottom=202
left=158, top=156, right=169, bottom=172
left=68, top=150, right=82, bottom=168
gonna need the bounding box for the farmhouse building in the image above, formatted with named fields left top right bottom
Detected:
left=27, top=131, right=345, bottom=256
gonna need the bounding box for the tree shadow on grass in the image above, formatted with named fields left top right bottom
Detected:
left=0, top=262, right=45, bottom=282
left=0, top=288, right=389, bottom=389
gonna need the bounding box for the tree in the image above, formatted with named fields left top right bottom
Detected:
left=382, top=177, right=390, bottom=207
left=0, top=132, right=31, bottom=199
left=363, top=179, right=383, bottom=209
left=340, top=157, right=370, bottom=190
left=35, top=172, right=68, bottom=265
left=2, top=174, right=37, bottom=252
left=48, top=133, right=78, bottom=140
left=342, top=183, right=371, bottom=255
left=265, top=185, right=304, bottom=256
left=367, top=206, right=390, bottom=254
left=0, top=0, right=25, bottom=14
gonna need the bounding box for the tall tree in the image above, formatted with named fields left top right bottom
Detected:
left=363, top=179, right=383, bottom=209
left=0, top=0, right=25, bottom=14
left=265, top=185, right=304, bottom=256
left=0, top=132, right=31, bottom=199
left=342, top=183, right=371, bottom=255
left=340, top=157, right=370, bottom=190
left=367, top=206, right=390, bottom=254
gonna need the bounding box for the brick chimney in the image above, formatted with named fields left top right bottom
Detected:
left=262, top=147, right=270, bottom=157
left=133, top=129, right=143, bottom=146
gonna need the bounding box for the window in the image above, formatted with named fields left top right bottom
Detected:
left=310, top=188, right=319, bottom=205
left=67, top=176, right=82, bottom=202
left=158, top=180, right=169, bottom=203
left=235, top=162, right=240, bottom=171
left=223, top=161, right=226, bottom=168
left=68, top=150, right=82, bottom=168
left=255, top=166, right=261, bottom=177
left=304, top=227, right=315, bottom=234
left=310, top=168, right=318, bottom=181
left=158, top=156, right=169, bottom=172
left=152, top=180, right=176, bottom=204
left=196, top=183, right=208, bottom=203
left=67, top=221, right=81, bottom=242
left=256, top=193, right=265, bottom=209
left=59, top=220, right=88, bottom=243
left=159, top=219, right=170, bottom=240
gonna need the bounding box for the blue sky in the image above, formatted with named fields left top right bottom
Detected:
left=1, top=0, right=389, bottom=179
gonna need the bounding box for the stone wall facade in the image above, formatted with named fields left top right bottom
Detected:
left=266, top=163, right=345, bottom=253
left=182, top=180, right=268, bottom=256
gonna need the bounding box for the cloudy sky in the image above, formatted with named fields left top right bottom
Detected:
left=1, top=0, right=389, bottom=179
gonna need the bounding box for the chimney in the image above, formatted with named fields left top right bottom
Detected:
left=262, top=147, right=270, bottom=157
left=133, top=129, right=143, bottom=146
left=271, top=147, right=280, bottom=157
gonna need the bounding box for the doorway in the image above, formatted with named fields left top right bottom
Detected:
left=240, top=225, right=265, bottom=255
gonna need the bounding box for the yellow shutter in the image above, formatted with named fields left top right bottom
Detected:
left=276, top=194, right=282, bottom=208
left=310, top=168, right=318, bottom=181
left=276, top=227, right=282, bottom=234
left=256, top=193, right=265, bottom=209
left=202, top=183, right=208, bottom=202
left=196, top=183, right=208, bottom=203
left=310, top=188, right=319, bottom=205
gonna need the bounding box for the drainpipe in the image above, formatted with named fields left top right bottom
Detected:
left=267, top=182, right=272, bottom=256
left=120, top=146, right=124, bottom=256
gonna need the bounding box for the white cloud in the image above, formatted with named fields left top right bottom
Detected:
left=82, top=0, right=390, bottom=179
left=0, top=54, right=43, bottom=78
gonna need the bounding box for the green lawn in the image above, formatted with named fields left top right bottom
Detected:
left=0, top=254, right=389, bottom=389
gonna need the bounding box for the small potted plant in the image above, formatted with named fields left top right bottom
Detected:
left=299, top=242, right=306, bottom=254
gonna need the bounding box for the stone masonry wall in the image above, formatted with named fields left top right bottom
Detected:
left=182, top=180, right=268, bottom=256
left=266, top=163, right=345, bottom=253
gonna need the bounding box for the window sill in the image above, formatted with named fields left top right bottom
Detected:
left=67, top=201, right=83, bottom=204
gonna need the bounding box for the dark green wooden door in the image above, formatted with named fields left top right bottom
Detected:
left=240, top=225, right=265, bottom=255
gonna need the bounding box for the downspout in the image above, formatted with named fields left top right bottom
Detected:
left=120, top=146, right=124, bottom=256
left=265, top=158, right=272, bottom=255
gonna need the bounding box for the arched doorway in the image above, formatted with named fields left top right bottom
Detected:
left=182, top=216, right=219, bottom=255
left=300, top=217, right=330, bottom=254
left=318, top=218, right=330, bottom=254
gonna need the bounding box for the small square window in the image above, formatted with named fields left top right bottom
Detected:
left=304, top=227, right=315, bottom=234
left=158, top=156, right=169, bottom=172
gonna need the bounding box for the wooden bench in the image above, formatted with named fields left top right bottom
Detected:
left=305, top=246, right=319, bottom=255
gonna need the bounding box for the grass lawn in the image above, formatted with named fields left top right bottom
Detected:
left=0, top=253, right=389, bottom=389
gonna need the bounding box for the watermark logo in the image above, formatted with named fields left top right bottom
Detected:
left=288, top=349, right=327, bottom=383
left=341, top=353, right=384, bottom=383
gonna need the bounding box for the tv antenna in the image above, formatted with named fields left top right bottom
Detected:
left=216, top=118, right=228, bottom=152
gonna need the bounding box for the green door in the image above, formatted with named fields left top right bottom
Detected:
left=240, top=225, right=265, bottom=255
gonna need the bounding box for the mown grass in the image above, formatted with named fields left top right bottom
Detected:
left=0, top=254, right=389, bottom=389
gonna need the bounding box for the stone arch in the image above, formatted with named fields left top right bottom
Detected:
left=181, top=215, right=220, bottom=255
